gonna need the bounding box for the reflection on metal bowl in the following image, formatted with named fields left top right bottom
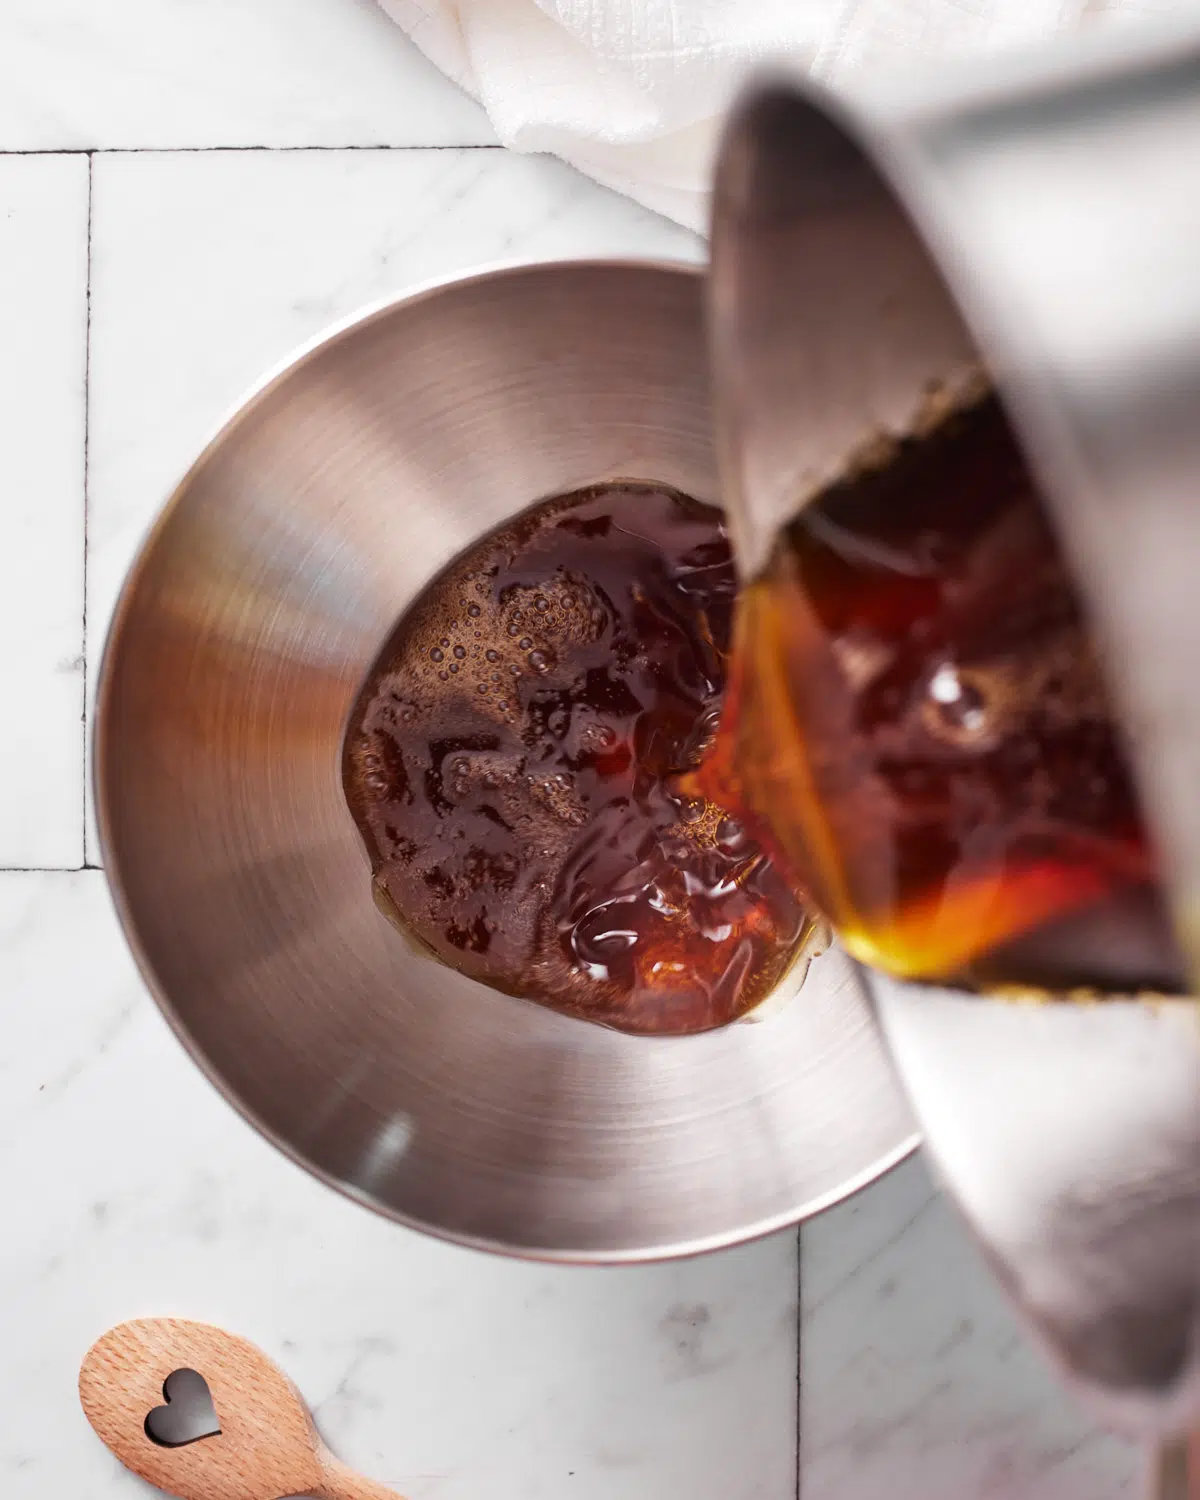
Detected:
left=95, top=259, right=915, bottom=1259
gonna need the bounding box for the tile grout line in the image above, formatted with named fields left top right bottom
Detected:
left=81, top=151, right=93, bottom=867
left=0, top=143, right=502, bottom=157
left=796, top=1224, right=803, bottom=1500
left=0, top=867, right=99, bottom=874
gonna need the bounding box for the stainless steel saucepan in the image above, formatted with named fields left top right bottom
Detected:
left=709, top=17, right=1200, bottom=1491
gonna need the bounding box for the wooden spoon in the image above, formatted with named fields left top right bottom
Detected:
left=79, top=1318, right=402, bottom=1500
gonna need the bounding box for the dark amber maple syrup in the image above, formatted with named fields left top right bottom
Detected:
left=344, top=483, right=819, bottom=1035
left=695, top=394, right=1184, bottom=993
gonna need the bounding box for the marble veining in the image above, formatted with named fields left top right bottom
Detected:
left=803, top=1157, right=1139, bottom=1499
left=0, top=156, right=87, bottom=869
left=0, top=7, right=1146, bottom=1496
left=0, top=0, right=493, bottom=150
left=0, top=872, right=797, bottom=1499
left=83, top=146, right=702, bottom=859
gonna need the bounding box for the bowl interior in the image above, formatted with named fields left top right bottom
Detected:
left=97, top=261, right=915, bottom=1258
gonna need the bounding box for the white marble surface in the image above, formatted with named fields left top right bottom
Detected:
left=0, top=872, right=796, bottom=1500
left=804, top=1158, right=1138, bottom=1499
left=0, top=156, right=87, bottom=869
left=0, top=6, right=1140, bottom=1498
left=83, top=146, right=699, bottom=856
left=0, top=0, right=492, bottom=149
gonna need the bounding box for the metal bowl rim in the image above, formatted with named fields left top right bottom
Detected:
left=94, top=255, right=918, bottom=1262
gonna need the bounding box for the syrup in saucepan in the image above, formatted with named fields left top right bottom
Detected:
left=695, top=393, right=1184, bottom=994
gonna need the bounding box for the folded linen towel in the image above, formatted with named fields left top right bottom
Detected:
left=378, top=0, right=1183, bottom=231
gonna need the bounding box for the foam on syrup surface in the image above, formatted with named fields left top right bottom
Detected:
left=344, top=483, right=819, bottom=1035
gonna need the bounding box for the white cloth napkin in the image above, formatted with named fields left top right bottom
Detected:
left=378, top=0, right=1185, bottom=232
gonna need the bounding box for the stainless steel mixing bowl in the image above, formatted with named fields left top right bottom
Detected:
left=95, top=259, right=914, bottom=1258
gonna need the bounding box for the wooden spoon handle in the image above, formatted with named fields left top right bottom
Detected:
left=1145, top=1433, right=1200, bottom=1500
left=315, top=1450, right=408, bottom=1500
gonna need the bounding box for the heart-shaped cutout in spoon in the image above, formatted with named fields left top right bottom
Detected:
left=80, top=1318, right=403, bottom=1500
left=145, top=1366, right=222, bottom=1448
